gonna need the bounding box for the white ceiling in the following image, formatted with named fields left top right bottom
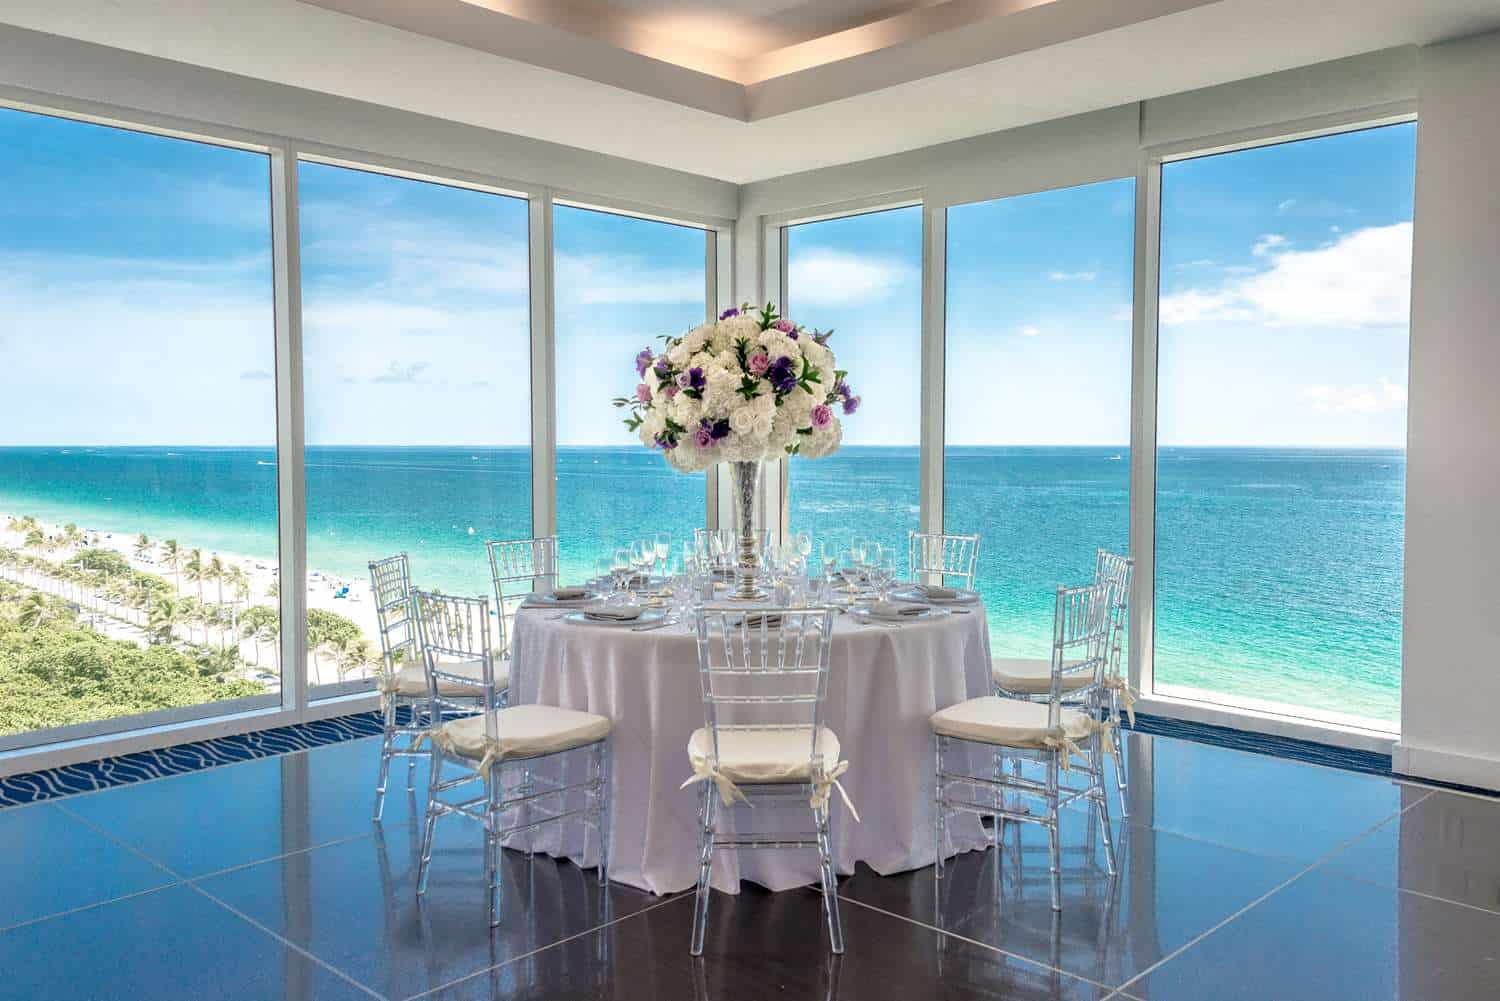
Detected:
left=2, top=0, right=1499, bottom=182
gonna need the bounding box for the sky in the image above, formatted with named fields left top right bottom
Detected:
left=0, top=108, right=1415, bottom=449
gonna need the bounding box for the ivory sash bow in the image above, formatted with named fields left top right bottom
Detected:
left=1104, top=673, right=1138, bottom=726
left=679, top=759, right=861, bottom=822
left=1042, top=718, right=1116, bottom=772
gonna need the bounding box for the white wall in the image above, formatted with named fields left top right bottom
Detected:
left=1396, top=29, right=1500, bottom=791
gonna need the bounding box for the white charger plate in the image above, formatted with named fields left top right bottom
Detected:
left=888, top=586, right=980, bottom=605
left=849, top=605, right=950, bottom=624
left=564, top=608, right=668, bottom=628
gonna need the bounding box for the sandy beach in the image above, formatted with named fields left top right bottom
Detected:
left=1, top=512, right=381, bottom=687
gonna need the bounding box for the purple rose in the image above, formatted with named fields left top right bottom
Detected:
left=676, top=371, right=692, bottom=390
left=635, top=383, right=652, bottom=404
left=747, top=352, right=770, bottom=376
left=767, top=355, right=798, bottom=394
left=700, top=417, right=730, bottom=440
left=842, top=395, right=860, bottom=415
left=634, top=348, right=654, bottom=378
left=719, top=307, right=739, bottom=320
left=692, top=426, right=715, bottom=449
left=810, top=404, right=834, bottom=429
left=653, top=357, right=672, bottom=379
left=773, top=318, right=795, bottom=333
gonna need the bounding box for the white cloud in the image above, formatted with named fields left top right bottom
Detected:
left=1276, top=199, right=1297, bottom=214
left=1299, top=377, right=1407, bottom=414
left=1160, top=222, right=1412, bottom=329
left=1252, top=234, right=1288, bottom=257
left=554, top=252, right=704, bottom=306
left=1046, top=270, right=1097, bottom=282
left=786, top=247, right=915, bottom=306
left=1019, top=325, right=1043, bottom=338
left=369, top=360, right=430, bottom=384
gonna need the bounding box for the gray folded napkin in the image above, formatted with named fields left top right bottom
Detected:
left=551, top=587, right=591, bottom=600
left=914, top=584, right=959, bottom=600
left=741, top=613, right=784, bottom=629
left=584, top=605, right=642, bottom=622
left=870, top=600, right=929, bottom=620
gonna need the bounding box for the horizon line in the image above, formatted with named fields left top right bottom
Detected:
left=0, top=442, right=1409, bottom=450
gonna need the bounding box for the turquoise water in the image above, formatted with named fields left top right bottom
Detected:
left=0, top=444, right=1403, bottom=724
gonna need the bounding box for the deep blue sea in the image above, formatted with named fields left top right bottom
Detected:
left=0, top=444, right=1403, bottom=725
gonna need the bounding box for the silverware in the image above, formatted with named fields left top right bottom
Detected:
left=631, top=617, right=678, bottom=632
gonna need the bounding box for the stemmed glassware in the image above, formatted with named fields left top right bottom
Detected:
left=653, top=532, right=671, bottom=578
left=610, top=548, right=632, bottom=599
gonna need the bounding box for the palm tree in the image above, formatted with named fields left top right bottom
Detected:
left=225, top=565, right=249, bottom=659
left=134, top=533, right=151, bottom=562
left=147, top=594, right=185, bottom=645
left=17, top=593, right=52, bottom=630
left=22, top=528, right=46, bottom=588
left=61, top=523, right=83, bottom=554
left=185, top=549, right=205, bottom=605
left=159, top=539, right=182, bottom=594
left=208, top=555, right=226, bottom=650
left=333, top=634, right=374, bottom=682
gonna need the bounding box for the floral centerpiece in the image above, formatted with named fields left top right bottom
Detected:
left=614, top=303, right=859, bottom=597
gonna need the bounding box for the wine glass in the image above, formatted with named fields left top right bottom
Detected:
left=610, top=548, right=632, bottom=597
left=654, top=532, right=671, bottom=577
left=794, top=532, right=813, bottom=575
left=593, top=555, right=612, bottom=591
left=819, top=540, right=840, bottom=583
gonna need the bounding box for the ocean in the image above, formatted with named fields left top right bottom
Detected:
left=0, top=444, right=1404, bottom=726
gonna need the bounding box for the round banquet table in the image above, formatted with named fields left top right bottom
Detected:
left=506, top=601, right=994, bottom=895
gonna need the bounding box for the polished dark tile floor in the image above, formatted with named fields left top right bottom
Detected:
left=2, top=730, right=1497, bottom=1000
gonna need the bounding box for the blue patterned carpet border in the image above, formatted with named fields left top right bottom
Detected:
left=2, top=707, right=1493, bottom=810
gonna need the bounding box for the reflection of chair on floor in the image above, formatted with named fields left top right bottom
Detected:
left=934, top=580, right=1118, bottom=910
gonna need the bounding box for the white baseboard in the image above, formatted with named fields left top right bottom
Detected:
left=1392, top=741, right=1500, bottom=792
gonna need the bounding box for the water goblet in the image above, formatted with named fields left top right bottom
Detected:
left=610, top=548, right=632, bottom=598
left=654, top=532, right=671, bottom=577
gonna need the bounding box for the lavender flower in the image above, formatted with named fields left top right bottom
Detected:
left=773, top=318, right=796, bottom=334
left=634, top=348, right=654, bottom=378
left=654, top=431, right=677, bottom=451
left=686, top=367, right=706, bottom=392
left=701, top=417, right=730, bottom=440
left=810, top=404, right=833, bottom=429
left=635, top=383, right=652, bottom=404
left=692, top=425, right=715, bottom=449
left=676, top=371, right=692, bottom=390
left=719, top=307, right=740, bottom=320
left=833, top=378, right=850, bottom=400
left=653, top=357, right=672, bottom=380
left=747, top=353, right=770, bottom=376
left=664, top=385, right=680, bottom=398
left=842, top=395, right=860, bottom=415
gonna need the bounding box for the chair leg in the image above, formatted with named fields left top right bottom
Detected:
left=595, top=739, right=612, bottom=887
left=373, top=699, right=396, bottom=822
left=416, top=748, right=441, bottom=896
left=933, top=733, right=947, bottom=879
left=1112, top=700, right=1130, bottom=819
left=1092, top=732, right=1117, bottom=877
left=816, top=804, right=844, bottom=955
left=1046, top=754, right=1061, bottom=912
left=690, top=783, right=717, bottom=957
left=486, top=767, right=503, bottom=927
left=521, top=767, right=535, bottom=859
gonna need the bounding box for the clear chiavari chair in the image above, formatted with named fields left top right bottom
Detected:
left=990, top=550, right=1135, bottom=815
left=413, top=590, right=612, bottom=926
left=908, top=531, right=981, bottom=590
left=932, top=580, right=1117, bottom=910
left=685, top=605, right=851, bottom=956
left=487, top=536, right=559, bottom=663
left=369, top=554, right=486, bottom=821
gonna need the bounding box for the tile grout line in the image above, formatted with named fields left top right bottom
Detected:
left=1109, top=792, right=1432, bottom=996
left=53, top=799, right=393, bottom=1001
left=402, top=892, right=694, bottom=1000
left=0, top=880, right=187, bottom=936
left=189, top=829, right=380, bottom=882
left=835, top=893, right=1117, bottom=993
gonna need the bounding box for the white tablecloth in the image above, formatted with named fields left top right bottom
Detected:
left=507, top=604, right=994, bottom=894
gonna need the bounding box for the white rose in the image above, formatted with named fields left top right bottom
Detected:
left=667, top=343, right=690, bottom=366
left=729, top=406, right=757, bottom=436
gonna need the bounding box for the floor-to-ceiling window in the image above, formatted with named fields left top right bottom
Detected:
left=783, top=205, right=923, bottom=569
left=553, top=205, right=709, bottom=582
left=299, top=161, right=531, bottom=692
left=1154, top=122, right=1415, bottom=729
left=944, top=180, right=1136, bottom=654
left=0, top=108, right=280, bottom=742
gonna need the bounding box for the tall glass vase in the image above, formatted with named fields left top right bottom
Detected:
left=728, top=460, right=766, bottom=601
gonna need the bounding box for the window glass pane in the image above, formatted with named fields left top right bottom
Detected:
left=0, top=109, right=279, bottom=740
left=785, top=206, right=922, bottom=569
left=944, top=180, right=1135, bottom=653
left=300, top=162, right=531, bottom=691
left=1156, top=123, right=1415, bottom=728
left=554, top=205, right=707, bottom=582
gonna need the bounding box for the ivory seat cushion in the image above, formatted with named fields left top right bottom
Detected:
left=688, top=726, right=841, bottom=785
left=439, top=705, right=612, bottom=762
left=991, top=657, right=1091, bottom=695
left=384, top=656, right=505, bottom=697
left=930, top=697, right=1093, bottom=749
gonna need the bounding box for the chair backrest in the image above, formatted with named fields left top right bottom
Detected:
left=1048, top=580, right=1115, bottom=727
left=413, top=589, right=501, bottom=728
left=1093, top=549, right=1133, bottom=677
left=368, top=554, right=414, bottom=682
left=908, top=531, right=981, bottom=588
left=692, top=606, right=836, bottom=777
left=486, top=536, right=558, bottom=656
